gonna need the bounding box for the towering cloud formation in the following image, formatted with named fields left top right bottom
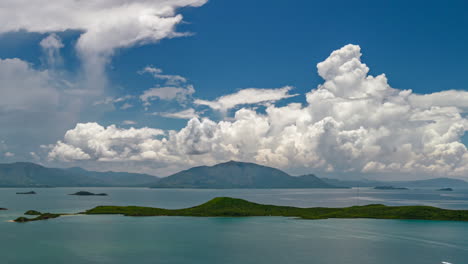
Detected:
left=0, top=0, right=208, bottom=159
left=48, top=45, right=468, bottom=177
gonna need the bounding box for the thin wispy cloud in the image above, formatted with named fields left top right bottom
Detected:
left=194, top=86, right=298, bottom=112
left=153, top=108, right=199, bottom=119
left=140, top=66, right=187, bottom=85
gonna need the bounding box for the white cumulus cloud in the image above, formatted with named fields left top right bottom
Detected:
left=48, top=44, right=468, bottom=177
left=409, top=90, right=468, bottom=110
left=48, top=122, right=165, bottom=162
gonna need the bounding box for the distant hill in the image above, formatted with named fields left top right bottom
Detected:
left=64, top=167, right=159, bottom=187
left=152, top=161, right=342, bottom=188
left=0, top=162, right=159, bottom=187
left=321, top=177, right=468, bottom=188
left=3, top=161, right=465, bottom=189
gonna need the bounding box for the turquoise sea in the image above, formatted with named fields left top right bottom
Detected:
left=1, top=187, right=468, bottom=264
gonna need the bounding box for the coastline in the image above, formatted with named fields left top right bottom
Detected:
left=11, top=197, right=468, bottom=223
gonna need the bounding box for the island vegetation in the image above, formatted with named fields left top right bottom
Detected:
left=15, top=213, right=61, bottom=223
left=438, top=188, right=453, bottom=191
left=16, top=191, right=36, bottom=194
left=69, top=191, right=108, bottom=196
left=13, top=197, right=468, bottom=223
left=25, top=210, right=42, bottom=215
left=14, top=210, right=61, bottom=223
left=374, top=186, right=408, bottom=190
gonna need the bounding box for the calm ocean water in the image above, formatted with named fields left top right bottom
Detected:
left=1, top=187, right=467, bottom=264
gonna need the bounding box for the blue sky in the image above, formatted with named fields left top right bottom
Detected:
left=0, top=0, right=467, bottom=178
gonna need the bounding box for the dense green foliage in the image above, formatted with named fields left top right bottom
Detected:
left=16, top=191, right=36, bottom=194
left=14, top=197, right=468, bottom=222
left=14, top=213, right=61, bottom=223
left=153, top=161, right=341, bottom=188
left=69, top=191, right=108, bottom=196
left=84, top=197, right=468, bottom=221
left=25, top=210, right=42, bottom=215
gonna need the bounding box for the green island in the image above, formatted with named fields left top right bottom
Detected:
left=13, top=197, right=468, bottom=223
left=15, top=213, right=61, bottom=223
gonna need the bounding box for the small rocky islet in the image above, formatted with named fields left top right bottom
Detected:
left=69, top=191, right=108, bottom=196
left=14, top=212, right=61, bottom=223
left=25, top=210, right=42, bottom=215
left=438, top=188, right=453, bottom=191
left=16, top=191, right=36, bottom=195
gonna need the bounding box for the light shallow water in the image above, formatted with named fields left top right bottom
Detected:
left=1, top=187, right=468, bottom=264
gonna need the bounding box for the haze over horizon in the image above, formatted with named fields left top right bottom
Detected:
left=0, top=0, right=467, bottom=180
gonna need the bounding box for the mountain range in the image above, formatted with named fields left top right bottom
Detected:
left=0, top=162, right=159, bottom=187
left=0, top=161, right=467, bottom=189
